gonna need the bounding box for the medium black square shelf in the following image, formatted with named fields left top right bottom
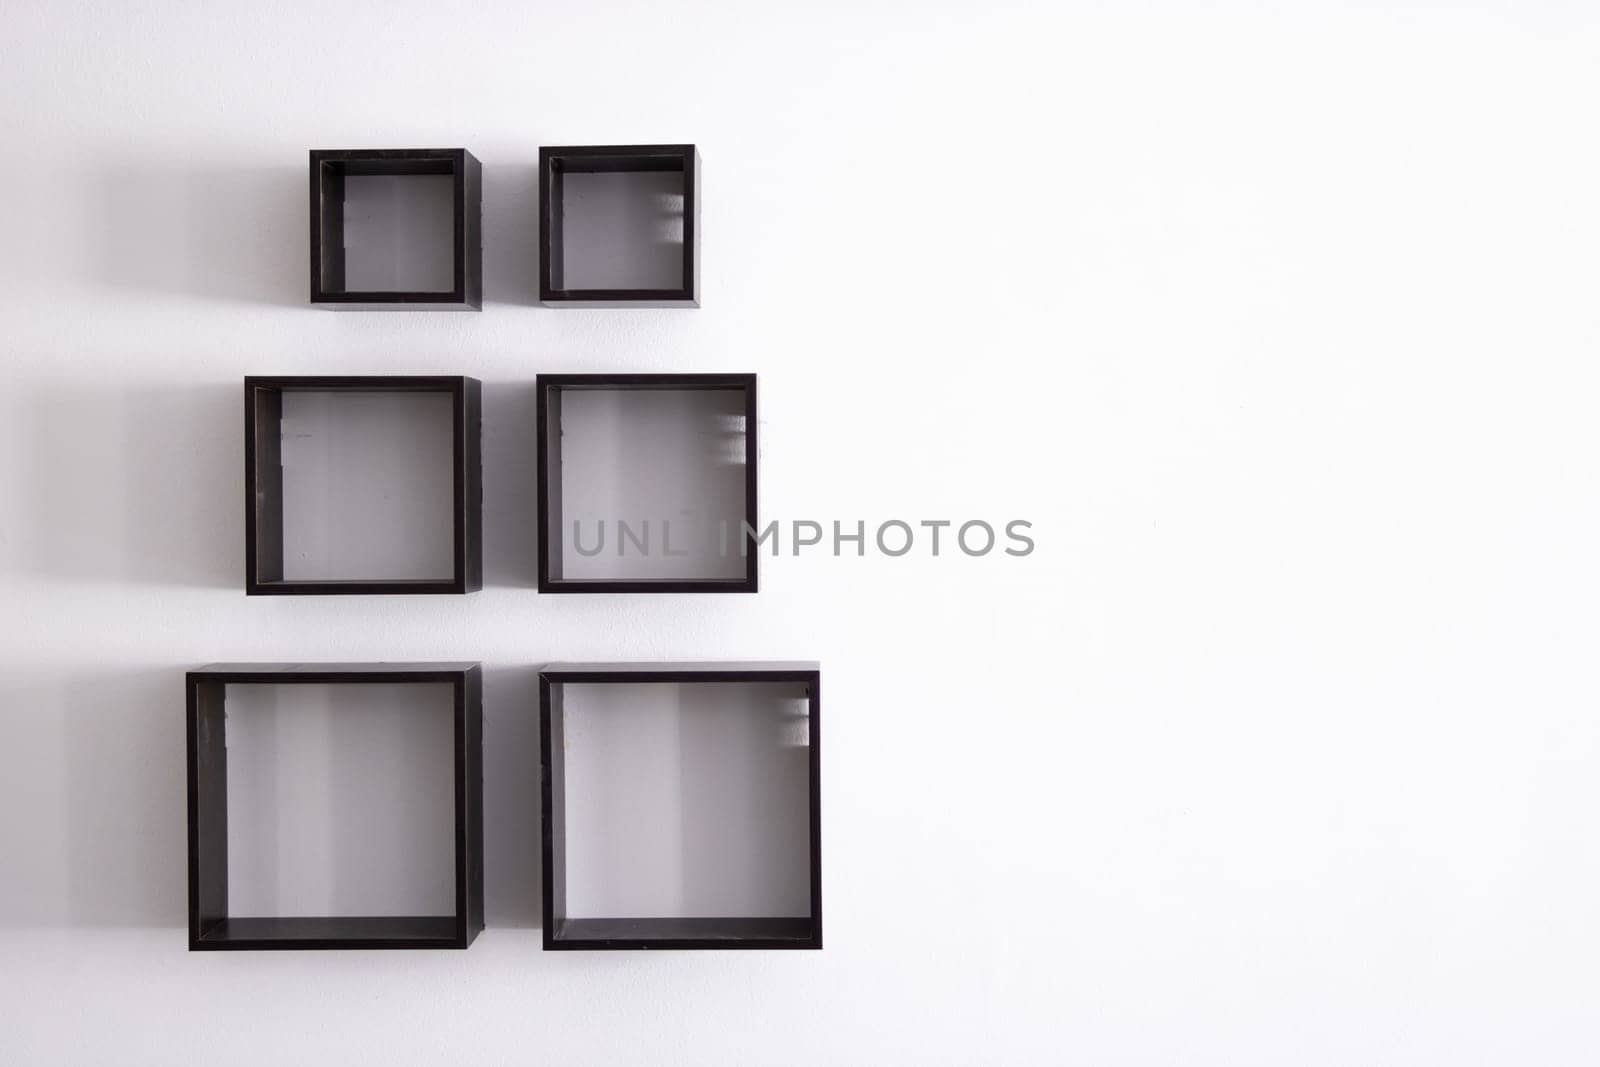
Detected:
left=539, top=145, right=699, bottom=307
left=186, top=663, right=484, bottom=951
left=536, top=374, right=757, bottom=593
left=540, top=663, right=821, bottom=950
left=310, top=149, right=482, bottom=310
left=245, top=376, right=482, bottom=596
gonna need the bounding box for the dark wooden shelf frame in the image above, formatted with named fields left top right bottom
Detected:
left=310, top=148, right=482, bottom=310
left=539, top=144, right=700, bottom=307
left=539, top=663, right=822, bottom=950
left=245, top=376, right=482, bottom=596
left=186, top=663, right=484, bottom=951
left=535, top=373, right=758, bottom=594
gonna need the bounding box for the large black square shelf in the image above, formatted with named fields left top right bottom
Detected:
left=186, top=663, right=483, bottom=951
left=536, top=374, right=757, bottom=593
left=540, top=663, right=821, bottom=950
left=539, top=145, right=699, bottom=307
left=310, top=149, right=482, bottom=310
left=246, top=376, right=481, bottom=596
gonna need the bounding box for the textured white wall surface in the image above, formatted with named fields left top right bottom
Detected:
left=2, top=1, right=1599, bottom=1063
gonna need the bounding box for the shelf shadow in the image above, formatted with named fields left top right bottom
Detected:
left=0, top=665, right=545, bottom=933
left=482, top=159, right=539, bottom=307
left=22, top=381, right=238, bottom=590
left=0, top=667, right=188, bottom=928
left=482, top=666, right=542, bottom=928
left=481, top=381, right=540, bottom=588
left=92, top=160, right=304, bottom=307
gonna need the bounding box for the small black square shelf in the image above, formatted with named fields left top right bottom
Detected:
left=246, top=376, right=482, bottom=596
left=539, top=145, right=699, bottom=307
left=540, top=663, right=821, bottom=950
left=186, top=663, right=483, bottom=951
left=310, top=148, right=482, bottom=310
left=536, top=374, right=757, bottom=593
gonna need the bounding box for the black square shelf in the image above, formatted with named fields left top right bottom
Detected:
left=540, top=663, right=821, bottom=950
left=186, top=663, right=484, bottom=951
left=310, top=149, right=482, bottom=310
left=539, top=145, right=699, bottom=307
left=245, top=376, right=482, bottom=596
left=536, top=374, right=757, bottom=594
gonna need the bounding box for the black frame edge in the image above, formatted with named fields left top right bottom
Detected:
left=185, top=662, right=484, bottom=951
left=538, top=144, right=699, bottom=307
left=243, top=376, right=481, bottom=596
left=309, top=148, right=482, bottom=311
left=537, top=665, right=822, bottom=951
left=534, top=373, right=758, bottom=594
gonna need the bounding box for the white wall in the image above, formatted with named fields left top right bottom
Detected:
left=1, top=1, right=1598, bottom=1063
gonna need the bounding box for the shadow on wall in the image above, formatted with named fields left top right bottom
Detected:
left=482, top=381, right=540, bottom=588
left=0, top=161, right=557, bottom=933
left=0, top=666, right=545, bottom=931
left=87, top=154, right=545, bottom=308
left=15, top=377, right=549, bottom=592
left=21, top=382, right=238, bottom=589
left=483, top=667, right=542, bottom=928
left=86, top=156, right=547, bottom=307
left=0, top=667, right=188, bottom=927
left=482, top=159, right=539, bottom=307
left=92, top=162, right=304, bottom=307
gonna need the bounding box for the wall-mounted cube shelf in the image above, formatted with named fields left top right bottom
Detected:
left=540, top=663, right=821, bottom=950
left=186, top=663, right=484, bottom=951
left=536, top=374, right=757, bottom=593
left=310, top=149, right=482, bottom=310
left=539, top=145, right=699, bottom=307
left=245, top=376, right=481, bottom=596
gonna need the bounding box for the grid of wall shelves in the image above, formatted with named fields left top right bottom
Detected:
left=191, top=143, right=816, bottom=953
